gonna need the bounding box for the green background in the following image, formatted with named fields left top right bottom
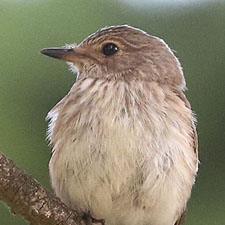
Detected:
left=0, top=0, right=225, bottom=224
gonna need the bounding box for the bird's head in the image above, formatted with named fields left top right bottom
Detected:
left=41, top=25, right=185, bottom=90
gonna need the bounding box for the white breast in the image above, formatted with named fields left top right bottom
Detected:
left=48, top=78, right=198, bottom=225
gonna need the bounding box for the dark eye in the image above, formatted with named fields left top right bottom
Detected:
left=102, top=43, right=119, bottom=56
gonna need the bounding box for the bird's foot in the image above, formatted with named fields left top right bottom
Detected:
left=91, top=216, right=105, bottom=225
left=82, top=211, right=105, bottom=225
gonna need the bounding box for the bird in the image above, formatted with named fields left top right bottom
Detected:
left=41, top=25, right=198, bottom=225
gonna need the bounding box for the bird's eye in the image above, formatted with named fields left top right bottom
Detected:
left=102, top=43, right=119, bottom=56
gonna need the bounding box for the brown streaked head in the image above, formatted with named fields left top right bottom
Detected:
left=41, top=25, right=185, bottom=90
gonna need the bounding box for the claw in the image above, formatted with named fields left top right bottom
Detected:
left=82, top=211, right=105, bottom=225
left=91, top=216, right=105, bottom=225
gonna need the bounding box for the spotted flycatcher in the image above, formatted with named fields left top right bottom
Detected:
left=41, top=25, right=198, bottom=225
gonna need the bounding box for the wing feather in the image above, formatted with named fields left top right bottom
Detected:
left=174, top=91, right=198, bottom=225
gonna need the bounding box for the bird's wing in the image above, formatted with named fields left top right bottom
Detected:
left=175, top=90, right=198, bottom=156
left=175, top=211, right=186, bottom=225
left=173, top=91, right=198, bottom=225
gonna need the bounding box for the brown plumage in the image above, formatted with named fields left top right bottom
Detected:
left=41, top=25, right=198, bottom=225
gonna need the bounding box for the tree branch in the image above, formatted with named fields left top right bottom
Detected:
left=0, top=152, right=86, bottom=225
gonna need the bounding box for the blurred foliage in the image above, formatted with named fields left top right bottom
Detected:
left=0, top=0, right=225, bottom=224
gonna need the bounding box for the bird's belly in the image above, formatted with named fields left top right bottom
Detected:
left=49, top=119, right=195, bottom=225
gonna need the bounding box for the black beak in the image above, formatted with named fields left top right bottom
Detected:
left=40, top=47, right=76, bottom=61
